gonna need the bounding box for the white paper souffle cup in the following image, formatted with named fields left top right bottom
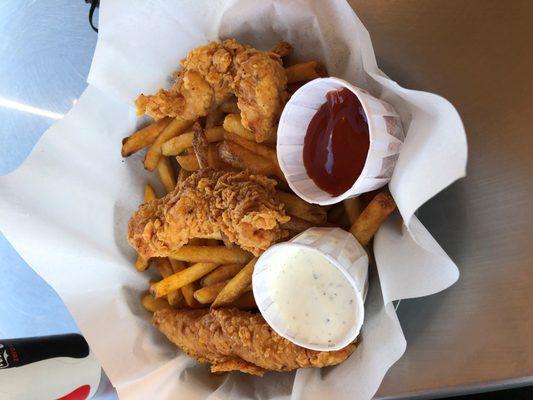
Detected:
left=252, top=227, right=368, bottom=351
left=277, top=77, right=405, bottom=205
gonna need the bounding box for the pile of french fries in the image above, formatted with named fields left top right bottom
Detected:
left=122, top=60, right=397, bottom=314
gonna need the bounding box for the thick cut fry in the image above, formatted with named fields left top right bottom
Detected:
left=157, top=157, right=176, bottom=193
left=277, top=191, right=327, bottom=224
left=144, top=116, right=193, bottom=171
left=144, top=184, right=157, bottom=202
left=169, top=245, right=252, bottom=264
left=271, top=41, right=293, bottom=57
left=218, top=141, right=277, bottom=176
left=231, top=291, right=257, bottom=310
left=142, top=293, right=170, bottom=313
left=193, top=281, right=229, bottom=304
left=121, top=117, right=172, bottom=157
left=155, top=257, right=174, bottom=278
left=281, top=215, right=314, bottom=233
left=212, top=258, right=257, bottom=308
left=350, top=192, right=396, bottom=246
left=192, top=123, right=209, bottom=169
left=169, top=259, right=186, bottom=272
left=177, top=168, right=191, bottom=185
left=200, top=263, right=243, bottom=287
left=168, top=259, right=186, bottom=306
left=176, top=153, right=200, bottom=171
left=223, top=114, right=256, bottom=141
left=162, top=127, right=226, bottom=156
left=219, top=99, right=240, bottom=114
left=343, top=198, right=362, bottom=224
left=224, top=131, right=277, bottom=162
left=150, top=262, right=219, bottom=298
left=182, top=282, right=201, bottom=308
left=135, top=255, right=150, bottom=272
left=205, top=107, right=226, bottom=128
left=286, top=61, right=326, bottom=83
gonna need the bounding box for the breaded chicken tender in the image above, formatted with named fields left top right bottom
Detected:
left=135, top=39, right=288, bottom=142
left=153, top=307, right=356, bottom=376
left=128, top=169, right=289, bottom=257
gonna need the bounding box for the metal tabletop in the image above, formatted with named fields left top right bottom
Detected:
left=1, top=1, right=532, bottom=399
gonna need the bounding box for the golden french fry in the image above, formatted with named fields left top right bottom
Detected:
left=168, top=259, right=186, bottom=272
left=142, top=293, right=170, bottom=313
left=231, top=291, right=257, bottom=310
left=200, top=263, right=243, bottom=287
left=285, top=61, right=326, bottom=83
left=121, top=117, right=172, bottom=157
left=167, top=259, right=186, bottom=306
left=193, top=280, right=229, bottom=304
left=169, top=245, right=252, bottom=264
left=144, top=116, right=193, bottom=171
left=223, top=114, right=256, bottom=141
left=281, top=215, right=314, bottom=233
left=224, top=130, right=277, bottom=163
left=152, top=258, right=193, bottom=305
left=155, top=257, right=174, bottom=278
left=271, top=41, right=292, bottom=57
left=182, top=282, right=201, bottom=308
left=176, top=153, right=200, bottom=171
left=157, top=157, right=176, bottom=193
left=162, top=127, right=225, bottom=156
left=205, top=107, right=226, bottom=128
left=177, top=168, right=191, bottom=185
left=219, top=99, right=240, bottom=114
left=343, top=198, right=362, bottom=224
left=277, top=191, right=327, bottom=224
left=144, top=184, right=157, bottom=202
left=350, top=192, right=396, bottom=246
left=212, top=258, right=257, bottom=307
left=150, top=262, right=219, bottom=298
left=135, top=255, right=150, bottom=272
left=218, top=141, right=277, bottom=176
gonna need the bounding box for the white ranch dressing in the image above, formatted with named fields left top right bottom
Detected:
left=266, top=246, right=358, bottom=347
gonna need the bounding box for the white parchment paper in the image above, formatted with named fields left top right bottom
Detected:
left=0, top=0, right=467, bottom=399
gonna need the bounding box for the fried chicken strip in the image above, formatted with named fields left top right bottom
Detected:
left=128, top=169, right=289, bottom=257
left=153, top=308, right=356, bottom=376
left=135, top=39, right=288, bottom=142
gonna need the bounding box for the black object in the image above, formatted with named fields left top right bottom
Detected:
left=0, top=334, right=89, bottom=369
left=85, top=0, right=99, bottom=32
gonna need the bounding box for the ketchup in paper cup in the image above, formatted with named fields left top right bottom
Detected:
left=253, top=228, right=368, bottom=352
left=277, top=77, right=404, bottom=205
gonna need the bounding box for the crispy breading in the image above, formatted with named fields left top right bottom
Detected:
left=233, top=48, right=288, bottom=142
left=153, top=308, right=356, bottom=376
left=128, top=169, right=289, bottom=257
left=135, top=39, right=287, bottom=142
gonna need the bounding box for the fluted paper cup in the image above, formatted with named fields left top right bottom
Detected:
left=277, top=77, right=404, bottom=205
left=253, top=227, right=368, bottom=351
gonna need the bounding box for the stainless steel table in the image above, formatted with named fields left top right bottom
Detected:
left=1, top=1, right=532, bottom=399
left=349, top=1, right=533, bottom=398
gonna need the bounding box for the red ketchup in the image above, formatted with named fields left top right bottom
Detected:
left=303, top=88, right=370, bottom=197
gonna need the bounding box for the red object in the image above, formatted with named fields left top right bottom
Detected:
left=303, top=87, right=370, bottom=196
left=56, top=385, right=91, bottom=400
